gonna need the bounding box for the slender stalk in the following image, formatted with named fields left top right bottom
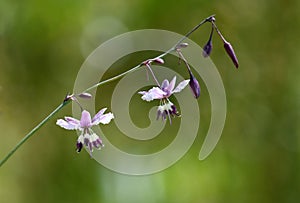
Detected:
left=176, top=50, right=192, bottom=72
left=0, top=15, right=214, bottom=167
left=81, top=15, right=214, bottom=93
left=0, top=100, right=71, bottom=167
left=145, top=64, right=161, bottom=87
left=174, top=14, right=215, bottom=48
left=211, top=21, right=225, bottom=42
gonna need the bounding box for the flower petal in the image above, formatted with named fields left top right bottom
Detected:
left=65, top=116, right=80, bottom=127
left=92, top=108, right=107, bottom=123
left=56, top=119, right=78, bottom=130
left=139, top=87, right=166, bottom=101
left=172, top=79, right=190, bottom=93
left=161, top=79, right=169, bottom=90
left=164, top=76, right=176, bottom=94
left=99, top=112, right=114, bottom=125
left=92, top=111, right=114, bottom=125
left=80, top=110, right=92, bottom=128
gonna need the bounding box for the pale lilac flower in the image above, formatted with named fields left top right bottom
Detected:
left=56, top=108, right=114, bottom=155
left=139, top=76, right=189, bottom=124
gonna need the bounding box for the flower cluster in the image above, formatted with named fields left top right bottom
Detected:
left=0, top=15, right=241, bottom=169
left=55, top=15, right=239, bottom=156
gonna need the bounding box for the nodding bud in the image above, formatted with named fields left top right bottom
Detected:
left=223, top=40, right=239, bottom=68
left=203, top=26, right=214, bottom=57
left=188, top=70, right=201, bottom=99
left=78, top=92, right=92, bottom=99
left=177, top=43, right=189, bottom=49
left=154, top=58, right=164, bottom=64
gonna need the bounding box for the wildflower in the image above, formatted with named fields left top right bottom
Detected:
left=139, top=76, right=189, bottom=124
left=56, top=108, right=114, bottom=155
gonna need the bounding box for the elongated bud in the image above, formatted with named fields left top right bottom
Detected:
left=188, top=70, right=200, bottom=99
left=154, top=58, right=164, bottom=64
left=203, top=26, right=214, bottom=57
left=223, top=40, right=239, bottom=68
left=176, top=43, right=189, bottom=49
left=78, top=92, right=92, bottom=99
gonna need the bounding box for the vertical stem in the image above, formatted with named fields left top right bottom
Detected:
left=0, top=100, right=71, bottom=167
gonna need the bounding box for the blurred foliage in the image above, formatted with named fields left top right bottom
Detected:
left=1, top=0, right=300, bottom=202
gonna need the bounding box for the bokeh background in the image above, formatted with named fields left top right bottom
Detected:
left=1, top=0, right=300, bottom=202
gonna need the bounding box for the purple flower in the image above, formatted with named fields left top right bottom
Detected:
left=56, top=108, right=114, bottom=155
left=139, top=76, right=189, bottom=123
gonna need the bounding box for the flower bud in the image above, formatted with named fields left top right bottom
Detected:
left=223, top=40, right=239, bottom=68
left=202, top=40, right=212, bottom=57
left=154, top=58, right=164, bottom=64
left=78, top=92, right=92, bottom=99
left=177, top=43, right=189, bottom=49
left=188, top=70, right=200, bottom=99
left=203, top=26, right=214, bottom=57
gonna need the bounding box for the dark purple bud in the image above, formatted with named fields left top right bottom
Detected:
left=189, top=70, right=201, bottom=99
left=78, top=92, right=92, bottom=99
left=76, top=142, right=83, bottom=153
left=202, top=26, right=214, bottom=57
left=223, top=40, right=239, bottom=68
left=202, top=41, right=212, bottom=57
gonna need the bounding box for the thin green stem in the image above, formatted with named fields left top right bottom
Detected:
left=83, top=63, right=144, bottom=92
left=0, top=100, right=71, bottom=167
left=82, top=14, right=214, bottom=93
left=0, top=15, right=214, bottom=167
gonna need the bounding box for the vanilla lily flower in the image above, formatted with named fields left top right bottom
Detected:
left=139, top=76, right=189, bottom=124
left=56, top=108, right=114, bottom=155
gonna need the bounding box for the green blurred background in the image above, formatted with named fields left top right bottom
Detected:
left=1, top=0, right=300, bottom=202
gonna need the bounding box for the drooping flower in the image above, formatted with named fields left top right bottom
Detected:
left=139, top=76, right=189, bottom=124
left=56, top=108, right=114, bottom=155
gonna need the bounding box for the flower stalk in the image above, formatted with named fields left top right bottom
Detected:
left=0, top=14, right=238, bottom=167
left=0, top=99, right=71, bottom=167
